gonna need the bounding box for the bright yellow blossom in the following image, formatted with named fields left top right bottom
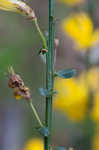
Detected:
left=0, top=0, right=35, bottom=19
left=57, top=0, right=83, bottom=6
left=62, top=13, right=99, bottom=50
left=24, top=138, right=44, bottom=150
left=54, top=77, right=89, bottom=121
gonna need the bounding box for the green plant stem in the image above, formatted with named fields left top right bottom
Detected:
left=29, top=101, right=43, bottom=128
left=44, top=0, right=55, bottom=149
left=34, top=18, right=48, bottom=49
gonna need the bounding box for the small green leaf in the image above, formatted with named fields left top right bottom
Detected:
left=39, top=127, right=50, bottom=137
left=55, top=69, right=76, bottom=79
left=39, top=88, right=50, bottom=97
left=55, top=147, right=67, bottom=150
left=39, top=88, right=57, bottom=97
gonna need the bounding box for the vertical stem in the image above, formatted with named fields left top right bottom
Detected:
left=44, top=0, right=55, bottom=150
left=87, top=0, right=96, bottom=25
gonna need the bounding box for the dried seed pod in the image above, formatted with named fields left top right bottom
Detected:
left=8, top=67, right=31, bottom=102
left=13, top=87, right=22, bottom=100
left=13, top=86, right=31, bottom=101
left=8, top=74, right=24, bottom=89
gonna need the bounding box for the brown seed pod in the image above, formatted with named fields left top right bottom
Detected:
left=13, top=86, right=31, bottom=101
left=8, top=67, right=31, bottom=101
left=8, top=74, right=24, bottom=89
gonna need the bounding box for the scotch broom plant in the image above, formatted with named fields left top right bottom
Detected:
left=0, top=0, right=76, bottom=150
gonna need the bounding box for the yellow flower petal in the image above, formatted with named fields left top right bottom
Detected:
left=14, top=95, right=22, bottom=100
left=54, top=77, right=88, bottom=121
left=62, top=13, right=99, bottom=50
left=0, top=0, right=22, bottom=12
left=24, top=138, right=44, bottom=150
left=80, top=67, right=99, bottom=92
left=91, top=93, right=99, bottom=123
left=0, top=0, right=35, bottom=19
left=57, top=0, right=83, bottom=6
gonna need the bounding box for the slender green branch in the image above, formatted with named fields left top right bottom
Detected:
left=33, top=18, right=48, bottom=49
left=44, top=0, right=55, bottom=149
left=29, top=101, right=43, bottom=128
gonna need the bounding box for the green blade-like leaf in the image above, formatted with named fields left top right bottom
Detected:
left=39, top=88, right=58, bottom=97
left=55, top=69, right=76, bottom=79
left=39, top=88, right=50, bottom=97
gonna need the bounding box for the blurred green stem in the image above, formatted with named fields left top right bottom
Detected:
left=87, top=0, right=96, bottom=24
left=44, top=0, right=55, bottom=149
left=29, top=101, right=43, bottom=128
left=34, top=18, right=48, bottom=49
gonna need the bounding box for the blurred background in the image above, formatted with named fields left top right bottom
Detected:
left=0, top=0, right=99, bottom=150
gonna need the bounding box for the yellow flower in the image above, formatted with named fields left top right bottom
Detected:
left=79, top=67, right=99, bottom=92
left=62, top=13, right=99, bottom=49
left=92, top=132, right=99, bottom=150
left=0, top=0, right=35, bottom=19
left=57, top=0, right=83, bottom=6
left=91, top=93, right=99, bottom=123
left=54, top=77, right=88, bottom=121
left=87, top=68, right=99, bottom=92
left=24, top=138, right=44, bottom=150
left=54, top=68, right=99, bottom=122
left=14, top=94, right=22, bottom=100
left=75, top=68, right=99, bottom=122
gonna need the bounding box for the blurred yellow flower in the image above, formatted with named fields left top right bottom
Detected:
left=79, top=67, right=99, bottom=92
left=92, top=132, right=99, bottom=150
left=0, top=0, right=35, bottom=19
left=91, top=93, right=99, bottom=123
left=24, top=138, right=44, bottom=150
left=87, top=68, right=99, bottom=92
left=54, top=67, right=99, bottom=122
left=54, top=77, right=89, bottom=121
left=62, top=13, right=99, bottom=49
left=57, top=0, right=83, bottom=6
